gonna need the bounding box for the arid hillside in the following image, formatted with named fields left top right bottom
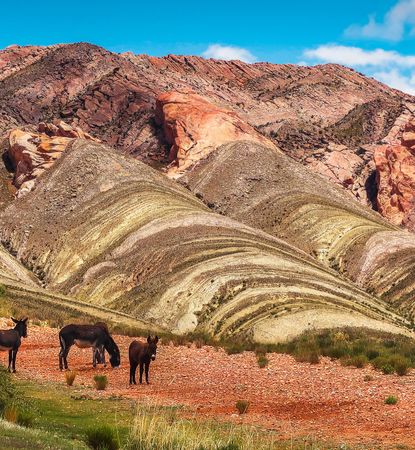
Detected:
left=1, top=43, right=415, bottom=228
left=0, top=139, right=408, bottom=342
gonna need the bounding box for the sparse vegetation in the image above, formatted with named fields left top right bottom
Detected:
left=276, top=328, right=415, bottom=375
left=385, top=395, right=398, bottom=405
left=126, top=403, right=276, bottom=449
left=257, top=354, right=269, bottom=368
left=64, top=370, right=77, bottom=386
left=85, top=425, right=119, bottom=450
left=235, top=400, right=250, bottom=415
left=93, top=375, right=108, bottom=391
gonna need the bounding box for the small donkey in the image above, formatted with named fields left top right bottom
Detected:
left=129, top=336, right=159, bottom=385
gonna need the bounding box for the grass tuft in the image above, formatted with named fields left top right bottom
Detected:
left=64, top=370, right=77, bottom=386
left=385, top=395, right=398, bottom=405
left=235, top=400, right=250, bottom=415
left=85, top=425, right=119, bottom=450
left=93, top=375, right=108, bottom=391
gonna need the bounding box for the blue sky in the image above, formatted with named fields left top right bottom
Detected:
left=2, top=0, right=415, bottom=93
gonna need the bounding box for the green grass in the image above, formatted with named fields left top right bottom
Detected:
left=18, top=381, right=133, bottom=447
left=385, top=395, right=398, bottom=405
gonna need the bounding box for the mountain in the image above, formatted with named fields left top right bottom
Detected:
left=1, top=42, right=415, bottom=343
left=0, top=139, right=408, bottom=342
left=1, top=43, right=415, bottom=229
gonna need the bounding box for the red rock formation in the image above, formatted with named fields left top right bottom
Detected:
left=7, top=121, right=98, bottom=197
left=1, top=43, right=415, bottom=223
left=374, top=118, right=415, bottom=230
left=156, top=92, right=276, bottom=176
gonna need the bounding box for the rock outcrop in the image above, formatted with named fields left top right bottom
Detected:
left=6, top=121, right=98, bottom=196
left=374, top=118, right=415, bottom=231
left=1, top=43, right=415, bottom=225
left=156, top=92, right=276, bottom=176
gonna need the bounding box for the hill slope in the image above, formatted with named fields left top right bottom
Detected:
left=0, top=139, right=409, bottom=342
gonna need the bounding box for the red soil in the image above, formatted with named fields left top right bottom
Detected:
left=3, top=324, right=415, bottom=448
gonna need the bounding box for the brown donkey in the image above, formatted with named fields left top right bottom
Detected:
left=129, top=336, right=159, bottom=385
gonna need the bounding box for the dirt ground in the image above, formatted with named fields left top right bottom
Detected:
left=2, top=323, right=415, bottom=449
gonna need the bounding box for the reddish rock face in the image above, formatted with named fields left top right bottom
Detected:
left=156, top=92, right=277, bottom=176
left=374, top=119, right=415, bottom=230
left=7, top=121, right=98, bottom=196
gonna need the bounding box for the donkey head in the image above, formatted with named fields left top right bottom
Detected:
left=105, top=335, right=121, bottom=368
left=11, top=317, right=28, bottom=338
left=147, top=335, right=159, bottom=361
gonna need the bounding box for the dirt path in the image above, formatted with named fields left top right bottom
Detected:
left=3, top=323, right=415, bottom=448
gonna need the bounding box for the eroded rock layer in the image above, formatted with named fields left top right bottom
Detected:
left=155, top=91, right=276, bottom=176
left=5, top=121, right=98, bottom=196
left=1, top=43, right=415, bottom=224
left=374, top=118, right=415, bottom=231
left=181, top=141, right=415, bottom=317
left=0, top=140, right=408, bottom=342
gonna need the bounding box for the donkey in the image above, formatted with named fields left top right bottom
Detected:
left=59, top=324, right=120, bottom=371
left=0, top=318, right=28, bottom=373
left=129, top=336, right=159, bottom=385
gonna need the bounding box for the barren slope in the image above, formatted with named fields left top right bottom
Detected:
left=0, top=139, right=408, bottom=342
left=181, top=141, right=415, bottom=317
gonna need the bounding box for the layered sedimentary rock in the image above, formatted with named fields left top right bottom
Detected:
left=0, top=140, right=408, bottom=342
left=1, top=43, right=415, bottom=223
left=6, top=121, right=97, bottom=196
left=181, top=141, right=415, bottom=317
left=155, top=92, right=276, bottom=176
left=374, top=118, right=415, bottom=231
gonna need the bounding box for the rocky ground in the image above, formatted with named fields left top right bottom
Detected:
left=3, top=322, right=415, bottom=449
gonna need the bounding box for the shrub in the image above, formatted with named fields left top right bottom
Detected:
left=294, top=349, right=320, bottom=364
left=65, top=370, right=77, bottom=386
left=235, top=400, right=250, bottom=415
left=0, top=284, right=6, bottom=297
left=3, top=404, right=18, bottom=423
left=257, top=355, right=269, bottom=368
left=225, top=343, right=245, bottom=355
left=385, top=395, right=398, bottom=405
left=0, top=367, right=17, bottom=415
left=363, top=375, right=374, bottom=382
left=93, top=375, right=108, bottom=391
left=17, top=409, right=34, bottom=427
left=389, top=355, right=411, bottom=376
left=341, top=355, right=368, bottom=368
left=381, top=364, right=395, bottom=375
left=85, top=425, right=119, bottom=450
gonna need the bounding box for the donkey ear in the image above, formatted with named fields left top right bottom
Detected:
left=22, top=318, right=28, bottom=323
left=11, top=317, right=18, bottom=324
left=147, top=335, right=151, bottom=343
left=154, top=336, right=159, bottom=344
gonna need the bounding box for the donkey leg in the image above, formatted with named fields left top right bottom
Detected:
left=139, top=363, right=144, bottom=384
left=102, top=348, right=107, bottom=368
left=12, top=348, right=18, bottom=373
left=145, top=362, right=150, bottom=384
left=62, top=347, right=70, bottom=370
left=130, top=363, right=137, bottom=385
left=8, top=350, right=12, bottom=372
left=92, top=347, right=97, bottom=368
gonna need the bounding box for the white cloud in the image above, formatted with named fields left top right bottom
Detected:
left=373, top=69, right=415, bottom=95
left=304, top=45, right=415, bottom=67
left=303, top=44, right=415, bottom=95
left=345, top=0, right=415, bottom=41
left=201, top=44, right=256, bottom=63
